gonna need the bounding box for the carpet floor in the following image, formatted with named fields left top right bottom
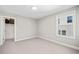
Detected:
left=0, top=38, right=79, bottom=54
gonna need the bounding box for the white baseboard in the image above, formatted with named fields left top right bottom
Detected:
left=38, top=35, right=79, bottom=50
left=5, top=38, right=14, bottom=40
left=15, top=35, right=36, bottom=42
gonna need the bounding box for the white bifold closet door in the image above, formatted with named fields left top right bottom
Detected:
left=0, top=17, right=5, bottom=46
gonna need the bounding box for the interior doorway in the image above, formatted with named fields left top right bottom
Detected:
left=4, top=17, right=16, bottom=42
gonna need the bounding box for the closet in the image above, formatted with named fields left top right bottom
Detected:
left=5, top=17, right=15, bottom=40
left=0, top=16, right=16, bottom=45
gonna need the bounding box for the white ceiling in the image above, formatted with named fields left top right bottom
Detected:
left=0, top=5, right=76, bottom=19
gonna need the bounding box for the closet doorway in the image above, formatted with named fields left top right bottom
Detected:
left=4, top=17, right=16, bottom=42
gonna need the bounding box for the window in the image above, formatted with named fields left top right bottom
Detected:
left=67, top=16, right=72, bottom=23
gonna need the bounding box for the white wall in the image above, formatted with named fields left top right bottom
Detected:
left=15, top=16, right=37, bottom=41
left=76, top=6, right=79, bottom=44
left=38, top=6, right=79, bottom=47
left=5, top=24, right=14, bottom=39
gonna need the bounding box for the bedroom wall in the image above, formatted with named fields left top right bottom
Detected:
left=0, top=12, right=37, bottom=41
left=15, top=16, right=37, bottom=41
left=38, top=6, right=79, bottom=48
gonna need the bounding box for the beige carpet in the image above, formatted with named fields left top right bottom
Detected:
left=0, top=38, right=79, bottom=54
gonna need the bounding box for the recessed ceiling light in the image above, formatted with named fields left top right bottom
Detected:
left=32, top=6, right=37, bottom=10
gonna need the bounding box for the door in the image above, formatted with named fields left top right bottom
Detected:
left=0, top=17, right=5, bottom=46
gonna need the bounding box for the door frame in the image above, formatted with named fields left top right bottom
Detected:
left=3, top=16, right=16, bottom=42
left=0, top=16, right=4, bottom=45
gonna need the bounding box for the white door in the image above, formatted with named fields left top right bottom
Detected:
left=0, top=17, right=5, bottom=46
